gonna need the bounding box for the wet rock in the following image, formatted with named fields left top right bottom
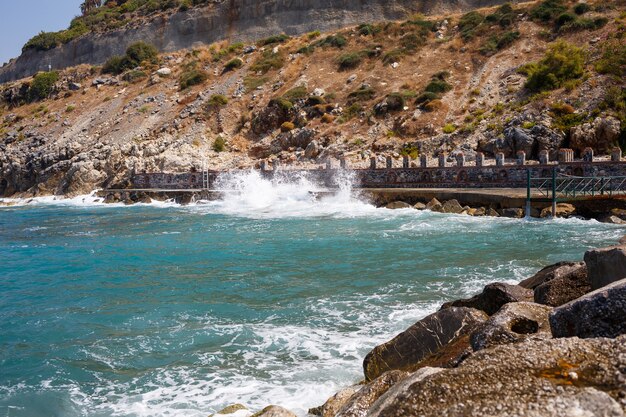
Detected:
left=441, top=199, right=463, bottom=214
left=365, top=368, right=444, bottom=417
left=385, top=201, right=412, bottom=209
left=211, top=404, right=251, bottom=417
left=486, top=208, right=499, bottom=217
left=519, top=261, right=584, bottom=290
left=252, top=406, right=297, bottom=417
left=441, top=282, right=533, bottom=316
left=425, top=198, right=443, bottom=212
left=363, top=307, right=487, bottom=381
left=584, top=245, right=626, bottom=290
left=550, top=278, right=626, bottom=339
left=500, top=208, right=524, bottom=218
left=310, top=386, right=362, bottom=417
left=336, top=371, right=406, bottom=417
left=540, top=203, right=576, bottom=218
left=534, top=263, right=589, bottom=307
left=413, top=202, right=426, bottom=210
left=601, top=215, right=626, bottom=224
left=373, top=336, right=626, bottom=417
left=470, top=302, right=553, bottom=351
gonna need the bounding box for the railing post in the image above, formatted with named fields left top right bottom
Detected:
left=386, top=156, right=393, bottom=169
left=370, top=156, right=377, bottom=170
left=526, top=169, right=531, bottom=218
left=438, top=154, right=446, bottom=168
left=551, top=167, right=557, bottom=218
left=402, top=155, right=409, bottom=168
left=476, top=152, right=484, bottom=167
left=420, top=154, right=429, bottom=168
left=496, top=153, right=505, bottom=166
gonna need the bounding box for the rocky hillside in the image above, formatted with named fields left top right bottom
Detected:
left=0, top=0, right=625, bottom=197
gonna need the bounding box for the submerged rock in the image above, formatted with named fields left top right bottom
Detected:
left=470, top=302, right=552, bottom=351
left=441, top=282, right=533, bottom=316
left=363, top=307, right=487, bottom=381
left=385, top=201, right=412, bottom=209
left=550, top=278, right=626, bottom=339
left=413, top=202, right=426, bottom=210
left=372, top=336, right=626, bottom=417
left=584, top=245, right=626, bottom=290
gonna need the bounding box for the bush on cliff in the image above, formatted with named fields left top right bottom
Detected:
left=179, top=68, right=208, bottom=90
left=102, top=41, right=159, bottom=75
left=23, top=32, right=60, bottom=52
left=28, top=71, right=59, bottom=102
left=250, top=50, right=284, bottom=74
left=520, top=40, right=585, bottom=92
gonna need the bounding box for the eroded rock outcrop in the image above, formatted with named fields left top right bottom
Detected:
left=584, top=245, right=626, bottom=290
left=441, top=282, right=533, bottom=315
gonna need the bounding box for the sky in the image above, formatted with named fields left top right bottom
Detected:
left=0, top=0, right=83, bottom=65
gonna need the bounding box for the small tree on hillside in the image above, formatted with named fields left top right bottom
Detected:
left=80, top=0, right=102, bottom=16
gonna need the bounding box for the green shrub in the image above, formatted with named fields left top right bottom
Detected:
left=523, top=40, right=585, bottom=92
left=224, top=58, right=243, bottom=72
left=66, top=105, right=76, bottom=113
left=595, top=40, right=626, bottom=77
left=358, top=24, right=381, bottom=36
left=382, top=49, right=405, bottom=65
left=485, top=3, right=516, bottom=28
left=307, top=31, right=321, bottom=39
left=559, top=17, right=608, bottom=32
left=425, top=79, right=452, bottom=94
left=282, top=86, right=308, bottom=101
left=280, top=121, right=295, bottom=132
left=269, top=97, right=294, bottom=111
left=208, top=94, right=229, bottom=107
left=386, top=93, right=405, bottom=111
left=258, top=34, right=290, bottom=46
left=442, top=123, right=456, bottom=133
left=102, top=55, right=126, bottom=74
left=179, top=68, right=208, bottom=90
left=555, top=12, right=577, bottom=27
left=250, top=50, right=284, bottom=74
left=306, top=95, right=326, bottom=106
left=415, top=91, right=439, bottom=105
left=400, top=144, right=419, bottom=159
left=530, top=0, right=567, bottom=22
left=338, top=52, right=364, bottom=70
left=458, top=11, right=484, bottom=40
left=23, top=31, right=59, bottom=52
left=244, top=76, right=268, bottom=92
left=481, top=31, right=520, bottom=55
left=102, top=41, right=158, bottom=75
left=122, top=70, right=147, bottom=82
left=348, top=87, right=376, bottom=102
left=28, top=71, right=59, bottom=101
left=573, top=3, right=591, bottom=15
left=213, top=136, right=226, bottom=152
left=315, top=34, right=347, bottom=49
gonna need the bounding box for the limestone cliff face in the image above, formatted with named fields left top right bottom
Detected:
left=0, top=0, right=505, bottom=83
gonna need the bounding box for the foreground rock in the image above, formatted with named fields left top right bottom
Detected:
left=550, top=278, right=626, bottom=339
left=363, top=307, right=487, bottom=381
left=470, top=302, right=552, bottom=351
left=519, top=261, right=590, bottom=307
left=252, top=406, right=297, bottom=417
left=336, top=371, right=406, bottom=417
left=441, top=282, right=533, bottom=315
left=371, top=336, right=626, bottom=417
left=309, top=386, right=362, bottom=417
left=584, top=245, right=626, bottom=290
left=385, top=201, right=413, bottom=209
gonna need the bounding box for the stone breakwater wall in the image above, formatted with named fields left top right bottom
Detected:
left=0, top=0, right=506, bottom=83
left=130, top=160, right=626, bottom=190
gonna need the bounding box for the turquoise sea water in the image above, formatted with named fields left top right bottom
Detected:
left=0, top=172, right=623, bottom=417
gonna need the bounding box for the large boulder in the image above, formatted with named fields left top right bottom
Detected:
left=441, top=282, right=533, bottom=315
left=503, top=127, right=535, bottom=158
left=251, top=100, right=293, bottom=134
left=251, top=406, right=297, bottom=417
left=584, top=245, right=626, bottom=290
left=470, top=302, right=553, bottom=351
left=519, top=261, right=584, bottom=289
left=550, top=278, right=626, bottom=339
left=531, top=124, right=565, bottom=159
left=534, top=263, right=590, bottom=307
left=336, top=371, right=406, bottom=417
left=310, top=385, right=362, bottom=417
left=540, top=203, right=576, bottom=218
left=385, top=201, right=412, bottom=209
left=371, top=336, right=626, bottom=417
left=570, top=116, right=621, bottom=155
left=362, top=307, right=487, bottom=381
left=441, top=199, right=463, bottom=214
left=425, top=198, right=443, bottom=212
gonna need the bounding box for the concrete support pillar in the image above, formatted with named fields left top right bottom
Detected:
left=326, top=159, right=332, bottom=170
left=402, top=155, right=409, bottom=168
left=476, top=152, right=484, bottom=167
left=370, top=157, right=377, bottom=170
left=438, top=154, right=446, bottom=168
left=612, top=148, right=622, bottom=162
left=273, top=159, right=280, bottom=171
left=420, top=154, right=429, bottom=168
left=539, top=150, right=549, bottom=165
left=582, top=148, right=594, bottom=163
left=340, top=157, right=347, bottom=169
left=516, top=151, right=526, bottom=166
left=496, top=152, right=505, bottom=166
left=456, top=152, right=465, bottom=167
left=386, top=156, right=393, bottom=169
left=260, top=160, right=267, bottom=171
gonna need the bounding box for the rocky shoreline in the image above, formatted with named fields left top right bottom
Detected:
left=209, top=240, right=626, bottom=417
